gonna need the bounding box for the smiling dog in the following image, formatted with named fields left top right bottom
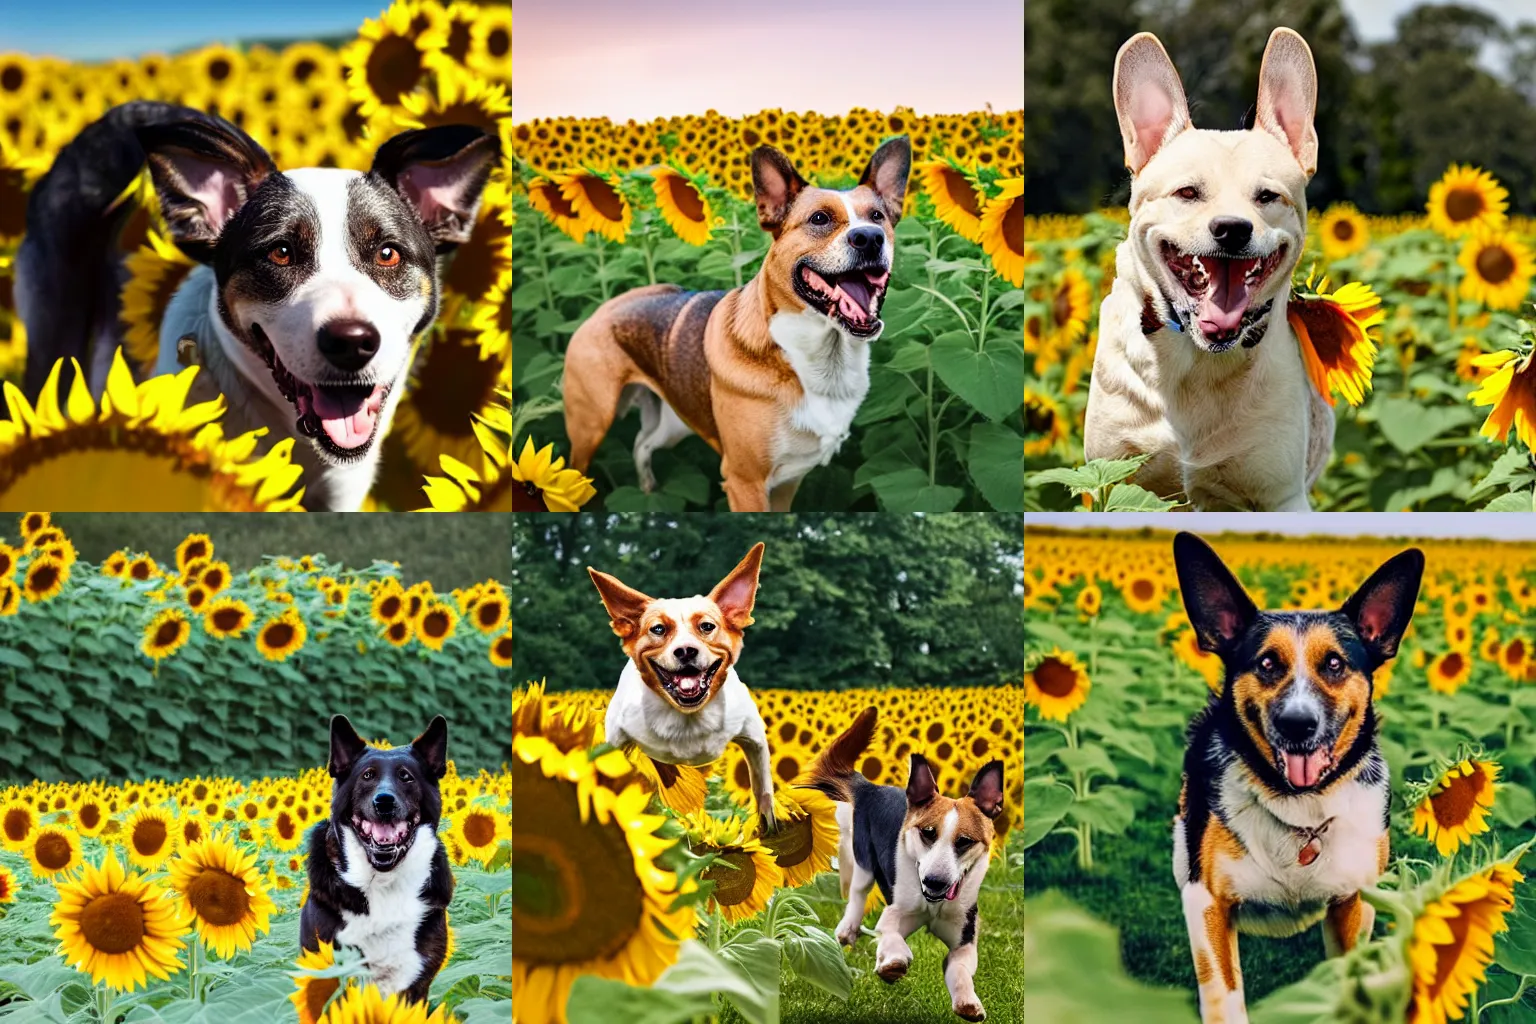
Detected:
left=1084, top=29, right=1333, bottom=510
left=1171, top=533, right=1423, bottom=1023
left=591, top=542, right=777, bottom=829
left=15, top=102, right=496, bottom=510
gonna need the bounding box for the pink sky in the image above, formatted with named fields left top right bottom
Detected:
left=512, top=0, right=1023, bottom=122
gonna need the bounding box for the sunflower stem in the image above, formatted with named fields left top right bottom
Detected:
left=595, top=239, right=611, bottom=302
left=976, top=274, right=990, bottom=352
left=1447, top=249, right=1459, bottom=334
left=1477, top=974, right=1530, bottom=1015
left=532, top=211, right=555, bottom=313
left=640, top=226, right=657, bottom=286
left=98, top=987, right=114, bottom=1023
left=188, top=936, right=199, bottom=1000
left=730, top=208, right=743, bottom=290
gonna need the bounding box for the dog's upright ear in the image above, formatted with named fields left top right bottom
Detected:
left=969, top=760, right=1005, bottom=819
left=858, top=136, right=911, bottom=224
left=1173, top=532, right=1257, bottom=657
left=751, top=146, right=808, bottom=237
left=588, top=567, right=654, bottom=641
left=906, top=753, right=938, bottom=808
left=709, top=543, right=764, bottom=632
left=372, top=125, right=499, bottom=251
left=1254, top=27, right=1319, bottom=177
left=411, top=715, right=450, bottom=780
left=136, top=113, right=278, bottom=263
left=1340, top=549, right=1425, bottom=671
left=1112, top=32, right=1191, bottom=175
left=328, top=715, right=368, bottom=778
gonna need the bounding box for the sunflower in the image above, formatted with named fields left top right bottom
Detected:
left=1407, top=860, right=1522, bottom=1024
left=291, top=940, right=341, bottom=1024
left=0, top=579, right=17, bottom=616
left=0, top=863, right=16, bottom=903
left=127, top=554, right=160, bottom=582
left=73, top=796, right=109, bottom=837
left=1173, top=628, right=1225, bottom=691
left=651, top=166, right=713, bottom=246
left=415, top=601, right=459, bottom=651
left=758, top=785, right=840, bottom=887
left=1427, top=650, right=1472, bottom=695
left=120, top=230, right=196, bottom=373
left=470, top=585, right=508, bottom=634
left=175, top=533, right=213, bottom=571
left=470, top=270, right=510, bottom=360
left=393, top=328, right=511, bottom=474
left=448, top=805, right=508, bottom=865
left=980, top=178, right=1023, bottom=287
left=22, top=554, right=66, bottom=601
left=167, top=833, right=275, bottom=959
left=1288, top=272, right=1382, bottom=407
left=1468, top=348, right=1536, bottom=451
left=1044, top=268, right=1092, bottom=350
left=1026, top=648, right=1090, bottom=722
left=270, top=808, right=307, bottom=852
left=197, top=598, right=251, bottom=640
left=1075, top=583, right=1102, bottom=619
left=51, top=851, right=188, bottom=991
left=18, top=510, right=48, bottom=538
left=465, top=2, right=511, bottom=82
left=917, top=159, right=983, bottom=242
left=124, top=806, right=180, bottom=871
left=1, top=798, right=36, bottom=851
left=390, top=61, right=509, bottom=138
left=371, top=584, right=407, bottom=626
left=341, top=1, right=448, bottom=116
left=1318, top=204, right=1369, bottom=261
left=1024, top=389, right=1069, bottom=460
left=625, top=750, right=710, bottom=816
left=419, top=397, right=515, bottom=511
left=527, top=176, right=588, bottom=243
left=1411, top=757, right=1499, bottom=857
left=1457, top=228, right=1535, bottom=310
left=558, top=169, right=632, bottom=244
left=256, top=609, right=308, bottom=662
left=509, top=437, right=596, bottom=513
left=1426, top=164, right=1508, bottom=239
left=489, top=628, right=511, bottom=668
left=318, top=983, right=454, bottom=1023
left=681, top=810, right=782, bottom=923
left=27, top=823, right=82, bottom=879
left=141, top=608, right=191, bottom=662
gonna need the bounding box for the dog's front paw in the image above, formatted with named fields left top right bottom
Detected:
left=953, top=999, right=986, bottom=1022
left=757, top=801, right=779, bottom=835
left=875, top=957, right=909, bottom=983
left=835, top=918, right=862, bottom=946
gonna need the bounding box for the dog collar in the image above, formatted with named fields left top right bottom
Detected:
left=1140, top=295, right=1182, bottom=335
left=1292, top=817, right=1333, bottom=866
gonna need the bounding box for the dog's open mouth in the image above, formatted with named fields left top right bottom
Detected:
left=794, top=262, right=890, bottom=337
left=352, top=812, right=419, bottom=866
left=250, top=324, right=390, bottom=461
left=1160, top=241, right=1287, bottom=346
left=648, top=658, right=723, bottom=708
left=922, top=879, right=962, bottom=903
left=1275, top=745, right=1333, bottom=790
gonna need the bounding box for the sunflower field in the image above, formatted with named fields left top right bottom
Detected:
left=1025, top=163, right=1536, bottom=512
left=0, top=0, right=512, bottom=511
left=513, top=682, right=1024, bottom=1024
left=507, top=108, right=1024, bottom=513
left=1024, top=527, right=1536, bottom=1022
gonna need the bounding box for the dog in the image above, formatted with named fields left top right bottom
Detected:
left=591, top=541, right=778, bottom=830
left=803, top=707, right=1004, bottom=1022
left=1083, top=29, right=1333, bottom=511
left=301, top=715, right=454, bottom=1004
left=14, top=102, right=497, bottom=510
left=561, top=137, right=911, bottom=511
left=1170, top=532, right=1423, bottom=1023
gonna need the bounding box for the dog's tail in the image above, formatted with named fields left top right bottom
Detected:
left=800, top=706, right=878, bottom=803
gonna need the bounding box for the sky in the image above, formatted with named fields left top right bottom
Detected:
left=512, top=0, right=1024, bottom=122
left=1344, top=0, right=1536, bottom=39
left=1027, top=513, right=1536, bottom=541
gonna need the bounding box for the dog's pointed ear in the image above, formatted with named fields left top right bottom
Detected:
left=858, top=136, right=911, bottom=224
left=969, top=760, right=1005, bottom=819
left=709, top=543, right=764, bottom=631
left=372, top=125, right=499, bottom=251
left=411, top=715, right=449, bottom=780
left=1254, top=27, right=1319, bottom=177
left=751, top=146, right=807, bottom=237
left=1173, top=532, right=1257, bottom=656
left=328, top=715, right=368, bottom=777
left=1113, top=32, right=1191, bottom=175
left=588, top=567, right=653, bottom=641
left=906, top=753, right=938, bottom=808
left=136, top=114, right=278, bottom=263
left=1341, top=549, right=1424, bottom=670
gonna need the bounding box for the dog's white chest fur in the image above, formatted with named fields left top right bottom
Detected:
left=335, top=824, right=437, bottom=997
left=604, top=661, right=757, bottom=765
left=766, top=310, right=870, bottom=491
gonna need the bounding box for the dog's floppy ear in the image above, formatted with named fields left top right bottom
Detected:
left=1340, top=549, right=1424, bottom=671
left=858, top=136, right=911, bottom=224
left=328, top=715, right=368, bottom=777
left=372, top=125, right=499, bottom=251
left=906, top=753, right=938, bottom=808
left=411, top=715, right=450, bottom=780
left=969, top=760, right=1005, bottom=819
left=136, top=113, right=278, bottom=263
left=751, top=146, right=807, bottom=237
left=588, top=567, right=654, bottom=641
left=709, top=542, right=764, bottom=632
left=1173, top=532, right=1257, bottom=656
left=1254, top=27, right=1319, bottom=177
left=1112, top=32, right=1191, bottom=175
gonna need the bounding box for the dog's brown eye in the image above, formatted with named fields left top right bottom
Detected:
left=700, top=622, right=715, bottom=633
left=870, top=209, right=883, bottom=221
left=809, top=210, right=831, bottom=226
left=268, top=244, right=291, bottom=266
left=377, top=245, right=401, bottom=267
left=955, top=836, right=974, bottom=851
left=1257, top=189, right=1279, bottom=204
left=649, top=624, right=666, bottom=636
left=1322, top=653, right=1345, bottom=678
left=919, top=826, right=937, bottom=843
left=1174, top=186, right=1200, bottom=201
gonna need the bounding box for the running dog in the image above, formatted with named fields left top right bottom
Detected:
left=1084, top=29, right=1333, bottom=510
left=15, top=102, right=497, bottom=510
left=1171, top=532, right=1423, bottom=1023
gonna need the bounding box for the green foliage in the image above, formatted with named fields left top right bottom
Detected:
left=510, top=512, right=1022, bottom=692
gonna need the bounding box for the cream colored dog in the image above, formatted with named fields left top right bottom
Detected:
left=1084, top=28, right=1333, bottom=511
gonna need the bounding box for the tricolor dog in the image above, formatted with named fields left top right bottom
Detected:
left=15, top=102, right=497, bottom=510
left=1171, top=532, right=1423, bottom=1023
left=301, top=715, right=454, bottom=1003
left=562, top=138, right=911, bottom=511
left=592, top=542, right=778, bottom=830
left=804, top=707, right=1004, bottom=1022
left=1084, top=29, right=1333, bottom=510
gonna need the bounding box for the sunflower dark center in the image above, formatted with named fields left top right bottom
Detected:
left=366, top=35, right=424, bottom=105
left=1034, top=657, right=1079, bottom=698
left=423, top=610, right=450, bottom=638
left=133, top=819, right=167, bottom=855
left=1476, top=245, right=1516, bottom=284
left=264, top=623, right=295, bottom=649
left=927, top=722, right=944, bottom=742
left=939, top=167, right=982, bottom=218
left=446, top=23, right=472, bottom=62
left=1508, top=638, right=1527, bottom=663
left=0, top=168, right=29, bottom=236
left=1025, top=397, right=1056, bottom=435
left=775, top=755, right=799, bottom=782
left=292, top=59, right=317, bottom=83
left=35, top=832, right=72, bottom=870
left=379, top=595, right=402, bottom=619
left=488, top=28, right=510, bottom=58
left=208, top=59, right=231, bottom=82
left=1053, top=285, right=1074, bottom=328
left=187, top=867, right=251, bottom=926
left=578, top=176, right=626, bottom=223
left=494, top=635, right=512, bottom=660
left=80, top=892, right=146, bottom=955
left=478, top=602, right=502, bottom=628
left=1445, top=188, right=1484, bottom=223
left=1132, top=579, right=1155, bottom=600
left=538, top=183, right=579, bottom=221
left=1442, top=652, right=1465, bottom=677
left=154, top=620, right=181, bottom=646
left=1332, top=220, right=1355, bottom=240
left=79, top=804, right=101, bottom=829
left=665, top=175, right=706, bottom=222
left=0, top=67, right=23, bottom=92
left=412, top=330, right=500, bottom=435
left=4, top=808, right=31, bottom=841
left=1002, top=196, right=1023, bottom=257
left=463, top=812, right=496, bottom=848
left=702, top=848, right=758, bottom=906
left=1432, top=769, right=1487, bottom=830
left=860, top=755, right=883, bottom=780
left=761, top=813, right=812, bottom=869
left=305, top=976, right=340, bottom=1018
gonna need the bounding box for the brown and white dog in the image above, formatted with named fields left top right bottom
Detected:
left=591, top=542, right=777, bottom=829
left=562, top=138, right=912, bottom=511
left=804, top=707, right=1003, bottom=1022
left=1171, top=532, right=1423, bottom=1023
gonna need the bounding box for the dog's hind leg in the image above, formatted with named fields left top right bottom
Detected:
left=1322, top=892, right=1372, bottom=957
left=562, top=320, right=636, bottom=473
left=833, top=803, right=874, bottom=946
left=1182, top=881, right=1245, bottom=1024
left=630, top=388, right=694, bottom=492
left=933, top=904, right=985, bottom=1022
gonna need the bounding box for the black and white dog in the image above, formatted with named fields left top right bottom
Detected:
left=301, top=715, right=454, bottom=1003
left=14, top=102, right=497, bottom=510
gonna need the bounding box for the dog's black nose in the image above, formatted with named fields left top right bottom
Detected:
left=1209, top=216, right=1254, bottom=253
left=674, top=646, right=698, bottom=664
left=922, top=874, right=950, bottom=893
left=1272, top=705, right=1321, bottom=745
left=317, top=319, right=381, bottom=372
left=846, top=226, right=884, bottom=252
left=373, top=792, right=396, bottom=817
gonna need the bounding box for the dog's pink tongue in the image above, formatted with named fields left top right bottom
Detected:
left=675, top=673, right=702, bottom=697
left=1284, top=750, right=1328, bottom=788
left=311, top=386, right=385, bottom=449
left=944, top=881, right=959, bottom=901
left=1197, top=257, right=1255, bottom=335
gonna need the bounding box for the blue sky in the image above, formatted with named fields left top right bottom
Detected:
left=0, top=0, right=390, bottom=60
left=1027, top=513, right=1536, bottom=541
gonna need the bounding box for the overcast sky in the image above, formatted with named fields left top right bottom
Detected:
left=1345, top=0, right=1536, bottom=38
left=1027, top=513, right=1536, bottom=541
